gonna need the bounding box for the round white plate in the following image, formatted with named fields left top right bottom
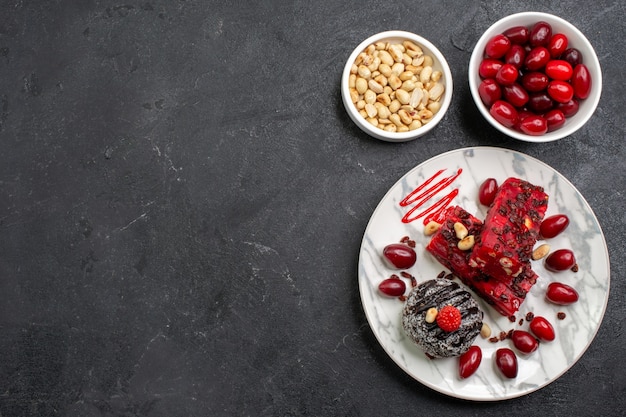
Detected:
left=358, top=147, right=610, bottom=401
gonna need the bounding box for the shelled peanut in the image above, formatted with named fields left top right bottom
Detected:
left=348, top=40, right=445, bottom=132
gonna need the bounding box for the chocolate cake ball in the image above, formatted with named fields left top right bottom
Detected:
left=402, top=278, right=483, bottom=358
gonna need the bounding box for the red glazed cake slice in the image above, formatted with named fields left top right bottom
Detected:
left=464, top=267, right=538, bottom=317
left=426, top=201, right=541, bottom=317
left=469, top=177, right=548, bottom=282
left=425, top=205, right=483, bottom=284
left=426, top=205, right=526, bottom=316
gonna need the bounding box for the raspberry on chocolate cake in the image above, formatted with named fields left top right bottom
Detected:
left=402, top=278, right=483, bottom=359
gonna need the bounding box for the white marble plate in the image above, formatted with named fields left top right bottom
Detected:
left=358, top=147, right=610, bottom=401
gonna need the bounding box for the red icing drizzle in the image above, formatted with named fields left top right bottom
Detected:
left=400, top=168, right=462, bottom=224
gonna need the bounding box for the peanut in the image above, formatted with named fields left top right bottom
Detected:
left=453, top=222, right=468, bottom=240
left=357, top=65, right=371, bottom=79
left=391, top=62, right=404, bottom=76
left=424, top=221, right=441, bottom=236
left=349, top=73, right=356, bottom=88
left=368, top=79, right=384, bottom=94
left=457, top=235, right=475, bottom=251
left=419, top=66, right=433, bottom=84
left=480, top=322, right=492, bottom=338
left=427, top=101, right=441, bottom=114
left=389, top=113, right=403, bottom=127
left=355, top=77, right=368, bottom=94
left=376, top=103, right=391, bottom=119
left=401, top=53, right=412, bottom=66
left=388, top=74, right=402, bottom=90
left=364, top=103, right=377, bottom=118
left=368, top=56, right=381, bottom=72
left=532, top=243, right=551, bottom=260
left=409, top=120, right=422, bottom=130
left=379, top=63, right=392, bottom=78
left=388, top=44, right=404, bottom=62
left=399, top=70, right=414, bottom=81
left=418, top=108, right=434, bottom=121
left=411, top=55, right=425, bottom=67
left=349, top=89, right=359, bottom=103
left=403, top=40, right=423, bottom=57
left=398, top=109, right=412, bottom=125
left=378, top=50, right=394, bottom=66
left=429, top=82, right=444, bottom=101
left=409, top=88, right=423, bottom=108
left=388, top=99, right=401, bottom=113
left=376, top=93, right=391, bottom=108
left=401, top=80, right=417, bottom=92
left=425, top=307, right=438, bottom=323
left=499, top=257, right=513, bottom=268
left=395, top=88, right=410, bottom=105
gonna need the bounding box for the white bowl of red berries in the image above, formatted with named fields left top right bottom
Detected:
left=469, top=12, right=602, bottom=142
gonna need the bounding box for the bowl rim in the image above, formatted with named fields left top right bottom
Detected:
left=468, top=11, right=603, bottom=143
left=341, top=30, right=453, bottom=142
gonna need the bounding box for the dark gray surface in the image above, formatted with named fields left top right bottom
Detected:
left=0, top=1, right=624, bottom=416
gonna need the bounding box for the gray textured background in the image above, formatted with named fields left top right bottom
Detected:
left=0, top=1, right=624, bottom=416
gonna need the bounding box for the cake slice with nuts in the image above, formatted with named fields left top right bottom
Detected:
left=464, top=266, right=538, bottom=317
left=426, top=203, right=539, bottom=317
left=469, top=177, right=548, bottom=282
left=425, top=205, right=483, bottom=283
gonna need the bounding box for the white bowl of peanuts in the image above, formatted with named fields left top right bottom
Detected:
left=342, top=31, right=453, bottom=142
